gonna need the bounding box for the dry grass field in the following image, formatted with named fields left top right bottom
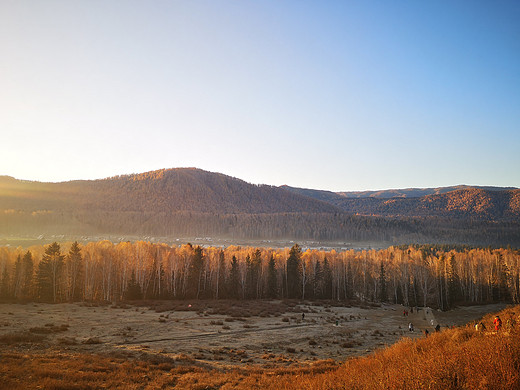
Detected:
left=0, top=300, right=514, bottom=389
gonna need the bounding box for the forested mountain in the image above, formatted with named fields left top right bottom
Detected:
left=0, top=169, right=339, bottom=214
left=283, top=186, right=520, bottom=221
left=0, top=169, right=519, bottom=246
left=283, top=184, right=516, bottom=200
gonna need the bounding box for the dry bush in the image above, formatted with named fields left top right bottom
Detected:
left=0, top=331, right=46, bottom=344
left=29, top=324, right=69, bottom=334
left=57, top=337, right=78, bottom=345
left=340, top=341, right=355, bottom=348
left=140, top=299, right=299, bottom=318
left=82, top=337, right=102, bottom=345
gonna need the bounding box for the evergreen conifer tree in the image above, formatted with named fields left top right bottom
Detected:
left=228, top=255, right=240, bottom=299
left=37, top=242, right=64, bottom=302
left=323, top=257, right=333, bottom=299
left=267, top=254, right=277, bottom=298
left=66, top=242, right=83, bottom=301
left=286, top=244, right=302, bottom=299
left=379, top=261, right=387, bottom=302
left=125, top=270, right=142, bottom=300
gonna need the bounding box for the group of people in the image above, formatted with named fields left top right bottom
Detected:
left=405, top=306, right=440, bottom=337
left=475, top=314, right=517, bottom=333
left=407, top=309, right=513, bottom=338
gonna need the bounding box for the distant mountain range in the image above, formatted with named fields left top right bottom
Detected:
left=1, top=169, right=519, bottom=246
left=284, top=184, right=517, bottom=199
left=282, top=185, right=520, bottom=221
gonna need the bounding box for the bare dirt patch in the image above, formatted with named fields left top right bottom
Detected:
left=0, top=301, right=505, bottom=370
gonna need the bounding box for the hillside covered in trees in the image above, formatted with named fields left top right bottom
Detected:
left=1, top=169, right=519, bottom=246
left=283, top=185, right=520, bottom=220
left=1, top=241, right=519, bottom=310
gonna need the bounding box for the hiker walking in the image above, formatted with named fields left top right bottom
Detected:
left=475, top=321, right=486, bottom=332
left=409, top=322, right=414, bottom=332
left=494, top=315, right=502, bottom=331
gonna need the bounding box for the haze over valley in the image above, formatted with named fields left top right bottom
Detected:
left=1, top=168, right=519, bottom=247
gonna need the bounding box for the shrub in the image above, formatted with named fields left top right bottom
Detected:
left=82, top=337, right=102, bottom=345
left=0, top=332, right=46, bottom=344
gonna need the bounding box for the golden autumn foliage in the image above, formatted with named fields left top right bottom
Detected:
left=1, top=241, right=520, bottom=307
left=0, top=306, right=519, bottom=389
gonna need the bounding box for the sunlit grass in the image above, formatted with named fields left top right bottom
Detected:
left=1, top=306, right=519, bottom=389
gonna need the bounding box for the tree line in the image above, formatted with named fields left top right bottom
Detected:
left=0, top=241, right=519, bottom=309
left=3, top=210, right=519, bottom=247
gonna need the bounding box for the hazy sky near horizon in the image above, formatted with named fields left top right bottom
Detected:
left=1, top=1, right=519, bottom=191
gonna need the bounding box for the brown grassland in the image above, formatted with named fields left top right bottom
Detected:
left=0, top=302, right=519, bottom=389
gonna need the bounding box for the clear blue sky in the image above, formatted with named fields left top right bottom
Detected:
left=1, top=1, right=519, bottom=191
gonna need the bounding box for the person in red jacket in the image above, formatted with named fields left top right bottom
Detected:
left=494, top=315, right=502, bottom=331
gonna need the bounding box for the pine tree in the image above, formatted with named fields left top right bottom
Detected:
left=495, top=252, right=511, bottom=302
left=216, top=250, right=226, bottom=299
left=248, top=249, right=262, bottom=299
left=187, top=246, right=204, bottom=299
left=22, top=251, right=34, bottom=300
left=378, top=261, right=387, bottom=302
left=125, top=270, right=142, bottom=300
left=323, top=257, right=333, bottom=299
left=37, top=242, right=64, bottom=302
left=66, top=242, right=83, bottom=301
left=228, top=255, right=240, bottom=299
left=286, top=244, right=302, bottom=299
left=0, top=263, right=11, bottom=300
left=267, top=254, right=277, bottom=298
left=245, top=254, right=253, bottom=299
left=314, top=259, right=323, bottom=299
left=446, top=253, right=460, bottom=308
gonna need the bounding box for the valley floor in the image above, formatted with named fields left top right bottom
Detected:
left=0, top=300, right=505, bottom=370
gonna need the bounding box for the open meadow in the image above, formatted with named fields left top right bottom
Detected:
left=0, top=300, right=511, bottom=389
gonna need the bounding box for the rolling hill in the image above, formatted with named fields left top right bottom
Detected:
left=282, top=185, right=520, bottom=221
left=0, top=169, right=339, bottom=214
left=0, top=169, right=519, bottom=246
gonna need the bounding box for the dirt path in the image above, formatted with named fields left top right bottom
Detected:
left=119, top=322, right=318, bottom=345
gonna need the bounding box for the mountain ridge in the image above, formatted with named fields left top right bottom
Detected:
left=1, top=168, right=519, bottom=245
left=281, top=185, right=520, bottom=221
left=0, top=168, right=341, bottom=215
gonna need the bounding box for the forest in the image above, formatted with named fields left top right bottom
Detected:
left=0, top=240, right=518, bottom=310
left=2, top=169, right=519, bottom=247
